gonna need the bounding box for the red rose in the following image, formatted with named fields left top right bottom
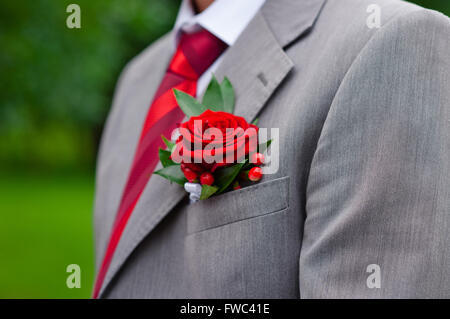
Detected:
left=172, top=110, right=258, bottom=172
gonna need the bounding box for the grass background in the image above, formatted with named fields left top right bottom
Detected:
left=0, top=0, right=180, bottom=299
left=0, top=0, right=448, bottom=299
left=0, top=171, right=94, bottom=298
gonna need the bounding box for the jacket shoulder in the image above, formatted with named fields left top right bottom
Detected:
left=319, top=0, right=448, bottom=45
left=285, top=0, right=449, bottom=76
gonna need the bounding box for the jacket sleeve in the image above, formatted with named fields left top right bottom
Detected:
left=300, top=9, right=450, bottom=298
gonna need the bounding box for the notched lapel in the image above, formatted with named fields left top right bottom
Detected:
left=213, top=12, right=294, bottom=123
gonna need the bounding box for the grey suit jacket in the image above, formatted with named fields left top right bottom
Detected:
left=94, top=0, right=450, bottom=298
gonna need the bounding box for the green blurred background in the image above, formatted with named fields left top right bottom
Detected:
left=0, top=0, right=448, bottom=299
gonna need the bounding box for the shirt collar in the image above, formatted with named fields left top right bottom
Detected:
left=174, top=0, right=266, bottom=46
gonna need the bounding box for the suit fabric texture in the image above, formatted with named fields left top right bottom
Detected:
left=94, top=0, right=450, bottom=298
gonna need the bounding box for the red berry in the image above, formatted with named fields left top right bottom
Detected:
left=251, top=152, right=265, bottom=165
left=200, top=172, right=214, bottom=185
left=248, top=167, right=263, bottom=182
left=233, top=182, right=241, bottom=190
left=183, top=167, right=197, bottom=182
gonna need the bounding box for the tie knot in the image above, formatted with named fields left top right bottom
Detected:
left=169, top=29, right=227, bottom=80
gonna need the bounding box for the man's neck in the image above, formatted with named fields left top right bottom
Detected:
left=192, top=0, right=214, bottom=13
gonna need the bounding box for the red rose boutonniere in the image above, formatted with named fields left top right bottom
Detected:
left=154, top=76, right=271, bottom=202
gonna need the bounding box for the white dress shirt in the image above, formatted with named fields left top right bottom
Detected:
left=173, top=0, right=266, bottom=96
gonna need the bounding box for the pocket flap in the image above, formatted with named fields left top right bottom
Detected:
left=187, top=176, right=290, bottom=234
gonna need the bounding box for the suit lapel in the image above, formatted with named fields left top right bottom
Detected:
left=213, top=12, right=294, bottom=123
left=94, top=33, right=175, bottom=269
left=99, top=0, right=326, bottom=296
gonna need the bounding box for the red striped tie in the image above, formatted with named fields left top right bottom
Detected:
left=93, top=29, right=227, bottom=298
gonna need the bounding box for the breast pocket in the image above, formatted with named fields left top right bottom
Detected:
left=183, top=176, right=295, bottom=298
left=186, top=176, right=290, bottom=235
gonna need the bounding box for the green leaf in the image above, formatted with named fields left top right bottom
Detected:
left=214, top=162, right=246, bottom=194
left=200, top=184, right=219, bottom=200
left=251, top=118, right=259, bottom=126
left=153, top=165, right=187, bottom=185
left=220, top=77, right=235, bottom=113
left=161, top=135, right=175, bottom=150
left=159, top=148, right=175, bottom=167
left=258, top=139, right=272, bottom=154
left=173, top=89, right=207, bottom=117
left=202, top=75, right=224, bottom=111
